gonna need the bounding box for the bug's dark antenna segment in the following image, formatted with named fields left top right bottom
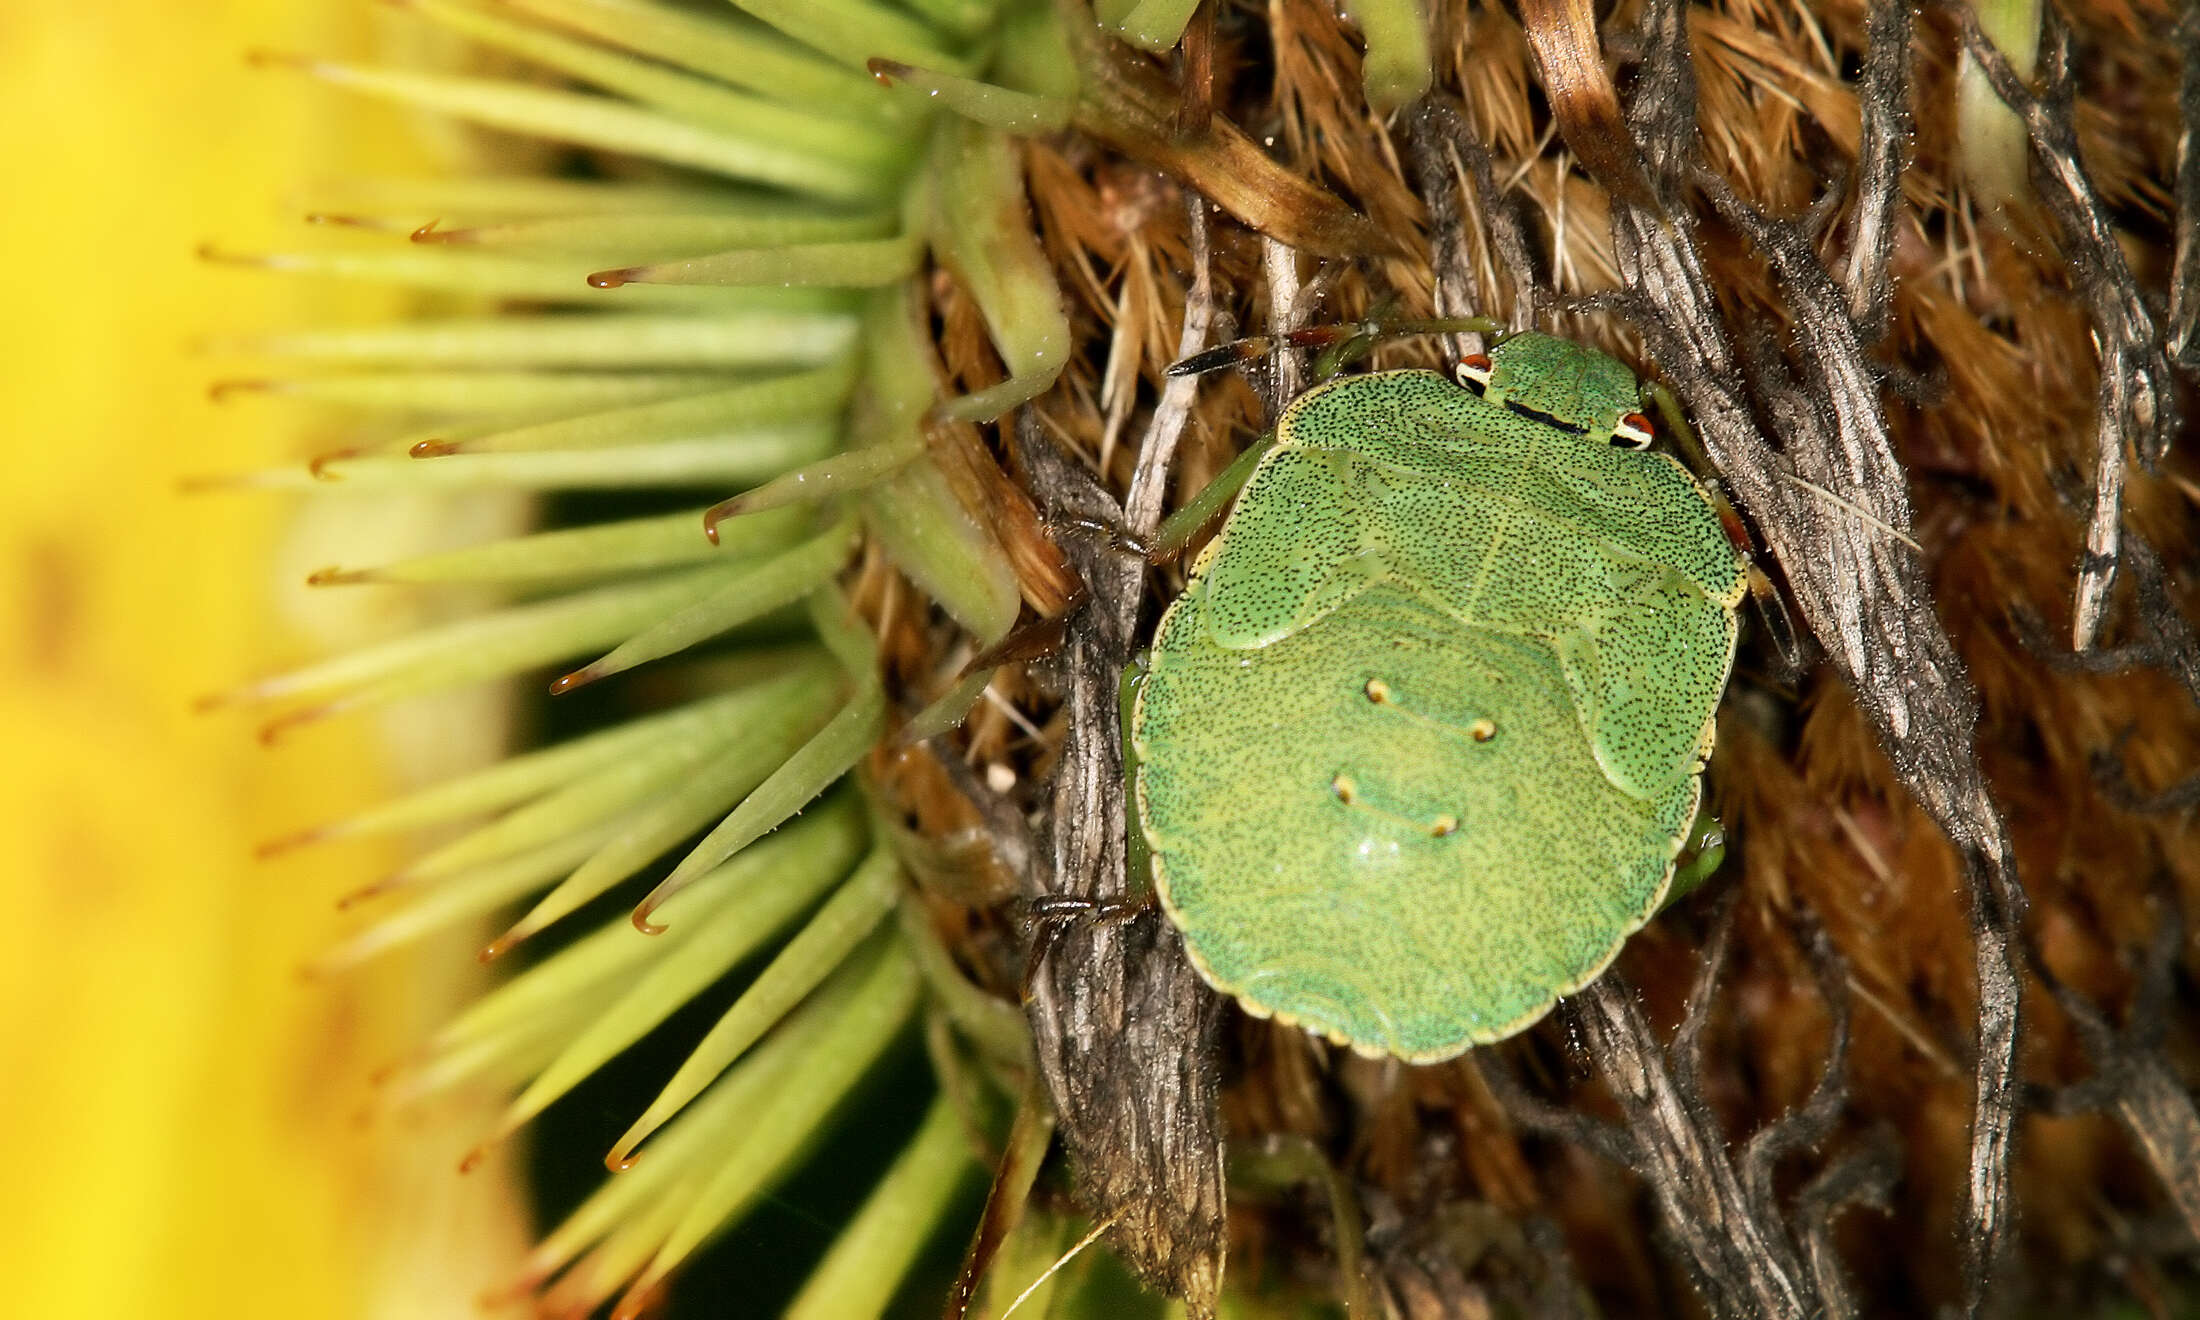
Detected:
left=1166, top=316, right=1506, bottom=378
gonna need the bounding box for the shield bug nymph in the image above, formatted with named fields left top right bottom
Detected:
left=1131, top=330, right=1748, bottom=1062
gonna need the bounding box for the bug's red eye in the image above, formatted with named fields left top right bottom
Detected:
left=1453, top=353, right=1494, bottom=394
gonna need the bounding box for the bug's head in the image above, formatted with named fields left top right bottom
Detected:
left=1452, top=331, right=1656, bottom=451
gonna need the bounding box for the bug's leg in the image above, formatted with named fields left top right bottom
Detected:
left=1662, top=805, right=1728, bottom=909
left=1740, top=563, right=1805, bottom=675
left=1716, top=463, right=1807, bottom=675
left=1647, top=380, right=1806, bottom=671
left=1017, top=653, right=1160, bottom=1002
left=1119, top=654, right=1157, bottom=893
left=1042, top=511, right=1156, bottom=559
left=1018, top=893, right=1155, bottom=1001
left=1142, top=428, right=1279, bottom=564
left=1307, top=304, right=1390, bottom=379
left=1038, top=494, right=1231, bottom=569
left=1646, top=379, right=1715, bottom=475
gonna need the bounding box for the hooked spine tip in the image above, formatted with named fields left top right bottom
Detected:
left=547, top=665, right=600, bottom=696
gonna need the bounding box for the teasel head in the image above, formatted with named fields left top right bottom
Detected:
left=203, top=1, right=1059, bottom=1312
left=212, top=0, right=2200, bottom=1316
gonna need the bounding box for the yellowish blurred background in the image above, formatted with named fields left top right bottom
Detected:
left=0, top=5, right=532, bottom=1316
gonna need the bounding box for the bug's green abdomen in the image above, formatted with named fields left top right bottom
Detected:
left=1133, top=350, right=1746, bottom=1061
left=1137, top=582, right=1698, bottom=1059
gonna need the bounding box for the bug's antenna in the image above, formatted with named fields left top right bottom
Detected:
left=1166, top=316, right=1507, bottom=378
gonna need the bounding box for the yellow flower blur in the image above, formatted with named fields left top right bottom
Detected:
left=0, top=5, right=530, bottom=1318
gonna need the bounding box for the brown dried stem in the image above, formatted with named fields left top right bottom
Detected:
left=2124, top=533, right=2200, bottom=704
left=2023, top=888, right=2200, bottom=1246
left=2172, top=0, right=2200, bottom=364
left=1736, top=915, right=1855, bottom=1223
left=1404, top=97, right=1547, bottom=336
left=1261, top=237, right=1309, bottom=414
left=1794, top=1128, right=1901, bottom=1317
left=1942, top=0, right=2181, bottom=650
left=2036, top=530, right=2200, bottom=807
left=1487, top=893, right=1873, bottom=1320
left=1018, top=198, right=1228, bottom=1316
left=1842, top=0, right=1915, bottom=341
left=1501, top=0, right=2030, bottom=1309
left=1403, top=102, right=1494, bottom=361
left=1568, top=976, right=1819, bottom=1318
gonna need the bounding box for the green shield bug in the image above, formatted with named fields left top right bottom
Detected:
left=1130, top=330, right=1749, bottom=1062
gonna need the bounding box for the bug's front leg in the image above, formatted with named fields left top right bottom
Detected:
left=1648, top=378, right=1807, bottom=673
left=1041, top=430, right=1279, bottom=569
left=1043, top=511, right=1158, bottom=560
left=1141, top=428, right=1278, bottom=564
